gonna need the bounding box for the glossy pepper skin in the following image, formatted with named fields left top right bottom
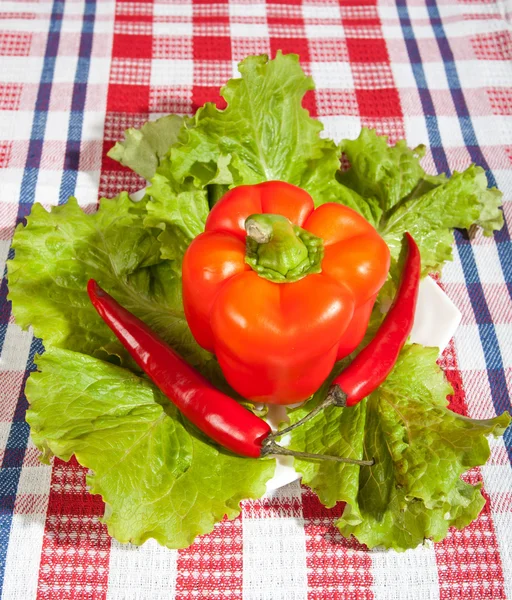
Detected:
left=87, top=279, right=374, bottom=466
left=182, top=181, right=390, bottom=405
left=327, top=232, right=420, bottom=407
left=87, top=279, right=270, bottom=458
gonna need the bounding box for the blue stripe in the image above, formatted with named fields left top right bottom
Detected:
left=425, top=2, right=495, bottom=181
left=59, top=0, right=97, bottom=203
left=396, top=0, right=511, bottom=465
left=395, top=3, right=448, bottom=175
left=18, top=1, right=64, bottom=211
left=5, top=0, right=63, bottom=352
left=424, top=0, right=512, bottom=463
left=0, top=337, right=44, bottom=594
left=0, top=2, right=63, bottom=594
left=424, top=0, right=512, bottom=300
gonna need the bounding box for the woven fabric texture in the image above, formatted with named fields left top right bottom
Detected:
left=0, top=0, right=511, bottom=598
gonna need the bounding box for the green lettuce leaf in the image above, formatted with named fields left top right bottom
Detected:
left=339, top=129, right=430, bottom=213
left=27, top=348, right=274, bottom=548
left=287, top=345, right=510, bottom=551
left=109, top=55, right=503, bottom=267
left=379, top=165, right=503, bottom=274
left=339, top=129, right=504, bottom=275
left=7, top=193, right=216, bottom=377
left=108, top=115, right=184, bottom=181
left=168, top=52, right=326, bottom=186
left=144, top=174, right=209, bottom=264
left=159, top=52, right=377, bottom=220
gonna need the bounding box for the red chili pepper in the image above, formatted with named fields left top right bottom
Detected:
left=87, top=279, right=373, bottom=466
left=327, top=232, right=421, bottom=407
left=273, top=233, right=421, bottom=441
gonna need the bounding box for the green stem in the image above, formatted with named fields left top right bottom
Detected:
left=261, top=438, right=373, bottom=466
left=271, top=391, right=347, bottom=439
left=244, top=214, right=324, bottom=283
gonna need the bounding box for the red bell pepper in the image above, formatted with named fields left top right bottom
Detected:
left=182, top=181, right=390, bottom=405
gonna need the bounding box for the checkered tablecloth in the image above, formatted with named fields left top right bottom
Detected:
left=1, top=0, right=511, bottom=598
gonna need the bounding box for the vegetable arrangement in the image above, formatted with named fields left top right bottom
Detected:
left=86, top=224, right=416, bottom=462
left=87, top=278, right=372, bottom=464
left=8, top=52, right=510, bottom=551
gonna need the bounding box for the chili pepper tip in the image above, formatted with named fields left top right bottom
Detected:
left=87, top=279, right=105, bottom=298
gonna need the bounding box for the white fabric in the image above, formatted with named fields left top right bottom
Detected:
left=243, top=481, right=308, bottom=600
left=2, top=468, right=52, bottom=600
left=106, top=540, right=179, bottom=600
left=371, top=543, right=440, bottom=600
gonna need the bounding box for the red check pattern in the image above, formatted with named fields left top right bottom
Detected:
left=1, top=0, right=512, bottom=598
left=36, top=459, right=111, bottom=600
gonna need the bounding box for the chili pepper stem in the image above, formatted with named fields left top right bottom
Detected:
left=271, top=391, right=347, bottom=439
left=261, top=438, right=373, bottom=466
left=325, top=384, right=348, bottom=407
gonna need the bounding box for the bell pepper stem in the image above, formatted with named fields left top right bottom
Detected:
left=245, top=216, right=273, bottom=243
left=271, top=389, right=347, bottom=439
left=244, top=213, right=324, bottom=283
left=261, top=438, right=373, bottom=466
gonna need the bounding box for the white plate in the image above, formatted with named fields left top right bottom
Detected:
left=130, top=188, right=147, bottom=202
left=264, top=276, right=462, bottom=493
